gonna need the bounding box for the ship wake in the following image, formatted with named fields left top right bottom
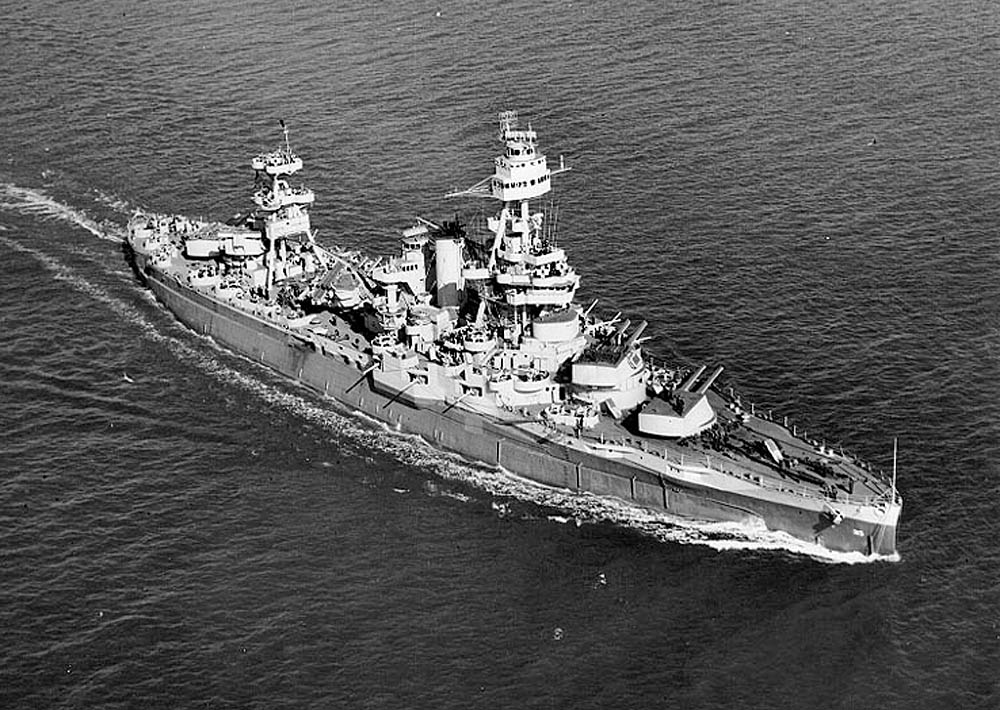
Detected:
left=0, top=182, right=126, bottom=243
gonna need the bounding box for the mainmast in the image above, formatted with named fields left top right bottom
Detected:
left=250, top=122, right=314, bottom=296
left=892, top=437, right=898, bottom=503
left=281, top=118, right=292, bottom=154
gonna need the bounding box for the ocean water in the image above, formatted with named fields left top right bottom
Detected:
left=1, top=0, right=998, bottom=707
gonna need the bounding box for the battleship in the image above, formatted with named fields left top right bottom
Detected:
left=126, top=112, right=901, bottom=556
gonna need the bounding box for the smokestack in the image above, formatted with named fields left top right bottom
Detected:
left=434, top=236, right=464, bottom=308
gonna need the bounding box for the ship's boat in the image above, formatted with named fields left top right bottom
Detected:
left=125, top=112, right=902, bottom=557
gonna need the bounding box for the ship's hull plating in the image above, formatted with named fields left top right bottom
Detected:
left=131, top=254, right=897, bottom=556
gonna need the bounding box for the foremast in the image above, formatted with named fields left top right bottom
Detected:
left=448, top=110, right=577, bottom=338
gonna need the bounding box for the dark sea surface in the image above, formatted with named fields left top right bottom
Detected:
left=2, top=0, right=999, bottom=707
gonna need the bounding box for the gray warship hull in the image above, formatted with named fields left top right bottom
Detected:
left=130, top=249, right=898, bottom=557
